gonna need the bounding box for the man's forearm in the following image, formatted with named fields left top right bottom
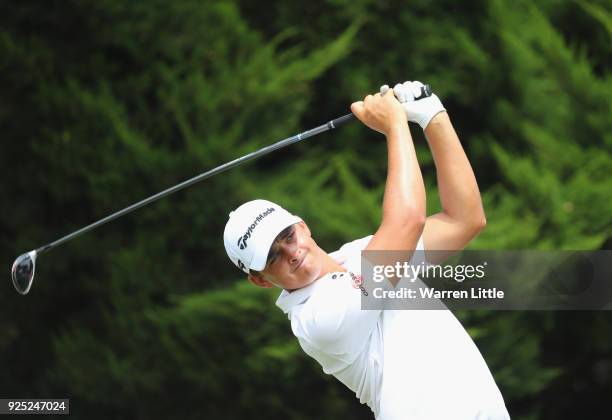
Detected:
left=383, top=123, right=426, bottom=224
left=367, top=121, right=426, bottom=278
left=424, top=112, right=485, bottom=226
left=350, top=90, right=427, bottom=254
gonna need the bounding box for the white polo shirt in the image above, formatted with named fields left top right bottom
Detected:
left=276, top=236, right=510, bottom=419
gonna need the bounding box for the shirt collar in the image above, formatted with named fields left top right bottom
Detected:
left=275, top=280, right=319, bottom=315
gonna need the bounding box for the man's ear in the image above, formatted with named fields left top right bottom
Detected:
left=248, top=273, right=274, bottom=288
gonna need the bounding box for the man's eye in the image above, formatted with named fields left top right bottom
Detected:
left=286, top=234, right=294, bottom=242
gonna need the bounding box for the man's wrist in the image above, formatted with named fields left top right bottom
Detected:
left=386, top=120, right=410, bottom=139
left=425, top=110, right=448, bottom=127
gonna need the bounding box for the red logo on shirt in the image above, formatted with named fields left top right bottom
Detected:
left=349, top=272, right=368, bottom=296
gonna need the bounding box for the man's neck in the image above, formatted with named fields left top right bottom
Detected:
left=285, top=251, right=347, bottom=293
left=319, top=251, right=347, bottom=277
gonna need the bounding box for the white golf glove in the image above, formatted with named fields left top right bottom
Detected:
left=380, top=81, right=446, bottom=129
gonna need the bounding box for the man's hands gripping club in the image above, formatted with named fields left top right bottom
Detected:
left=350, top=89, right=408, bottom=135
left=381, top=81, right=446, bottom=130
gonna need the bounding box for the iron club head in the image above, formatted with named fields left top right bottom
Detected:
left=11, top=250, right=37, bottom=295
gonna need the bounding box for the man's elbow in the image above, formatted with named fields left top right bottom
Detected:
left=402, top=208, right=427, bottom=231
left=384, top=206, right=426, bottom=229
left=399, top=210, right=427, bottom=238
left=475, top=212, right=487, bottom=230
left=466, top=213, right=487, bottom=236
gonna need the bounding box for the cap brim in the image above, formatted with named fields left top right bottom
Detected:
left=250, top=216, right=301, bottom=271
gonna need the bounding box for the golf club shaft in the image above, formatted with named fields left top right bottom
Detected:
left=35, top=113, right=356, bottom=255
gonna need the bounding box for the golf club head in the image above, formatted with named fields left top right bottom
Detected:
left=11, top=250, right=37, bottom=295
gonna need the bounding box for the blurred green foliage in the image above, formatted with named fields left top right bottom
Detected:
left=1, top=0, right=611, bottom=419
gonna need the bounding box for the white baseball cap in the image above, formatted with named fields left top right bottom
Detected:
left=223, top=199, right=301, bottom=273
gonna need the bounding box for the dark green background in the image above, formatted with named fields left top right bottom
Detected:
left=1, top=0, right=611, bottom=418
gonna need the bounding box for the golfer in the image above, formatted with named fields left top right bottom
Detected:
left=224, top=82, right=510, bottom=419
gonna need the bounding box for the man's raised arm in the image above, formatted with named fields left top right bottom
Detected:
left=391, top=81, right=486, bottom=260
left=423, top=112, right=487, bottom=251
left=350, top=90, right=427, bottom=265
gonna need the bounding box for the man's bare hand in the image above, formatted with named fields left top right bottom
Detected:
left=350, top=90, right=407, bottom=135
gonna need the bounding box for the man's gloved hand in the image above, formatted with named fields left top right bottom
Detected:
left=380, top=81, right=446, bottom=130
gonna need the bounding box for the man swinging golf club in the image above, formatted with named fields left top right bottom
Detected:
left=224, top=81, right=510, bottom=419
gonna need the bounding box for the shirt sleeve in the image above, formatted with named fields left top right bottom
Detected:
left=394, top=233, right=431, bottom=288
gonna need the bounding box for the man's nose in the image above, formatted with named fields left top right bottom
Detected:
left=279, top=242, right=299, bottom=263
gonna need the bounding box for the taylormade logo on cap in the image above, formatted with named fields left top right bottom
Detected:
left=237, top=207, right=276, bottom=250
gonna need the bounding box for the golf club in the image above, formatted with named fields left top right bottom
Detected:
left=11, top=85, right=432, bottom=295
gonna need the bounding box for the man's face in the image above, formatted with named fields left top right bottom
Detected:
left=248, top=221, right=324, bottom=291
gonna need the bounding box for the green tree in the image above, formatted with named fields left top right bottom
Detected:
left=1, top=0, right=610, bottom=419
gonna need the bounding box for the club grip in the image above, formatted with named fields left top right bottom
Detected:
left=328, top=84, right=433, bottom=130
left=328, top=113, right=355, bottom=129
left=416, top=84, right=433, bottom=100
